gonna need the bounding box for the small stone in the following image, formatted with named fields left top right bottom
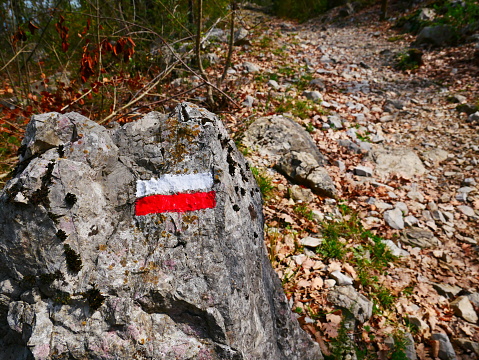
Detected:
left=338, top=139, right=361, bottom=154
left=327, top=285, right=372, bottom=323
left=289, top=185, right=314, bottom=202
left=301, top=236, right=323, bottom=248
left=408, top=316, right=428, bottom=333
left=267, top=80, right=279, bottom=89
left=440, top=193, right=451, bottom=203
left=380, top=115, right=394, bottom=122
left=469, top=293, right=479, bottom=307
left=324, top=279, right=336, bottom=288
left=382, top=240, right=409, bottom=257
left=376, top=201, right=393, bottom=210
left=395, top=202, right=409, bottom=215
left=353, top=165, right=373, bottom=177
left=453, top=339, right=479, bottom=357
left=450, top=94, right=467, bottom=103
left=327, top=115, right=343, bottom=129
left=407, top=191, right=425, bottom=203
left=302, top=90, right=322, bottom=102
left=432, top=333, right=457, bottom=360
left=358, top=141, right=372, bottom=153
left=243, top=62, right=260, bottom=73
left=432, top=210, right=446, bottom=223
left=404, top=215, right=419, bottom=227
left=457, top=205, right=477, bottom=218
left=404, top=332, right=417, bottom=360
left=371, top=134, right=385, bottom=143
left=402, top=228, right=441, bottom=248
left=329, top=270, right=353, bottom=286
left=384, top=208, right=404, bottom=230
left=462, top=178, right=477, bottom=186
left=334, top=160, right=346, bottom=172
left=242, top=95, right=255, bottom=107
left=450, top=296, right=478, bottom=323
left=311, top=210, right=324, bottom=222
left=427, top=201, right=438, bottom=211
left=309, top=78, right=326, bottom=90
left=467, top=112, right=479, bottom=124
left=433, top=283, right=462, bottom=298
left=422, top=210, right=434, bottom=222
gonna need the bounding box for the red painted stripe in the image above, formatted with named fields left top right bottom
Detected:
left=135, top=191, right=216, bottom=216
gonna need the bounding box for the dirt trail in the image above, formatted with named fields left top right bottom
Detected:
left=232, top=5, right=479, bottom=358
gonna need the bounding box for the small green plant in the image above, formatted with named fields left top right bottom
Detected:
left=304, top=122, right=316, bottom=133
left=396, top=49, right=423, bottom=71
left=251, top=167, right=275, bottom=200
left=293, top=204, right=315, bottom=221
left=317, top=236, right=346, bottom=260
left=293, top=306, right=303, bottom=314
left=272, top=45, right=287, bottom=56
left=259, top=36, right=273, bottom=49
left=295, top=73, right=314, bottom=91
left=389, top=331, right=409, bottom=360
left=387, top=35, right=405, bottom=42
left=276, top=97, right=324, bottom=119
left=325, top=319, right=355, bottom=360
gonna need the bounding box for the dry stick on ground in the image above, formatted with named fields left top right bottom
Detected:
left=195, top=0, right=214, bottom=107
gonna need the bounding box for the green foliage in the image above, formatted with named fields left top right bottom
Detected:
left=324, top=319, right=354, bottom=360
left=251, top=167, right=275, bottom=200
left=389, top=331, right=409, bottom=360
left=317, top=204, right=398, bottom=312
left=276, top=97, right=324, bottom=119
left=271, top=0, right=328, bottom=22
left=304, top=122, right=316, bottom=133
left=317, top=236, right=346, bottom=259
left=434, top=0, right=479, bottom=27
left=396, top=49, right=423, bottom=71
left=293, top=204, right=315, bottom=221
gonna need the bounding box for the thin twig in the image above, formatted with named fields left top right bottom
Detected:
left=60, top=89, right=93, bottom=112
left=79, top=13, right=239, bottom=108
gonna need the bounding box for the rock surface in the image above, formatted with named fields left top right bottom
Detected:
left=0, top=104, right=322, bottom=359
left=275, top=151, right=336, bottom=198
left=327, top=285, right=372, bottom=323
left=367, top=147, right=426, bottom=178
left=242, top=115, right=326, bottom=166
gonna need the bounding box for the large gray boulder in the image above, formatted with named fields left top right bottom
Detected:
left=243, top=115, right=335, bottom=198
left=242, top=115, right=326, bottom=166
left=415, top=25, right=455, bottom=47
left=0, top=104, right=322, bottom=359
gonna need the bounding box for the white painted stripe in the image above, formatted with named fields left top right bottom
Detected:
left=136, top=172, right=213, bottom=197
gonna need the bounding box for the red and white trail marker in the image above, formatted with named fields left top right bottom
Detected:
left=135, top=172, right=216, bottom=216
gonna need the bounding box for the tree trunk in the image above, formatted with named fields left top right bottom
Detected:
left=380, top=0, right=389, bottom=21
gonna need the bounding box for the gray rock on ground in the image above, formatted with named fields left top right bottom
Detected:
left=243, top=115, right=335, bottom=198
left=432, top=333, right=457, bottom=360
left=275, top=151, right=336, bottom=198
left=242, top=115, right=326, bottom=165
left=327, top=285, right=372, bottom=323
left=450, top=296, right=478, bottom=324
left=402, top=228, right=441, bottom=248
left=367, top=147, right=426, bottom=178
left=384, top=208, right=405, bottom=230
left=0, top=104, right=322, bottom=359
left=415, top=25, right=455, bottom=47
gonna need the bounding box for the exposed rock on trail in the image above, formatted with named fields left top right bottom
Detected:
left=0, top=104, right=322, bottom=359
